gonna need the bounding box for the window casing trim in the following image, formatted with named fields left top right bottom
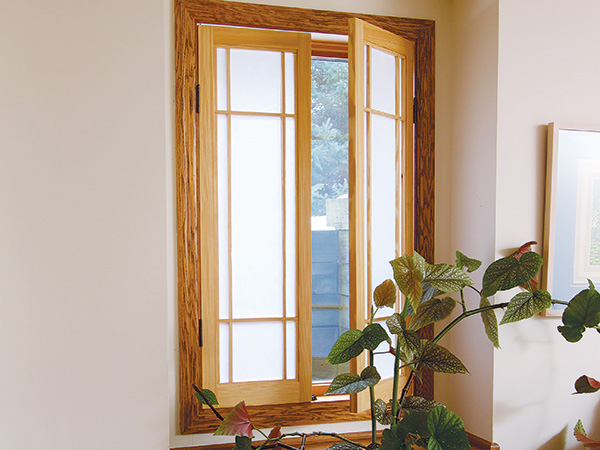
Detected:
left=175, top=0, right=435, bottom=435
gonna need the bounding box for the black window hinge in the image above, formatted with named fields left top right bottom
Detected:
left=413, top=97, right=417, bottom=124
left=198, top=319, right=203, bottom=347
left=196, top=85, right=201, bottom=114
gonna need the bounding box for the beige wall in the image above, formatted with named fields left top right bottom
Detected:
left=0, top=0, right=170, bottom=448
left=494, top=1, right=600, bottom=449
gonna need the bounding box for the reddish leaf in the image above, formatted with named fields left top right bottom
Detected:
left=575, top=430, right=600, bottom=449
left=214, top=402, right=254, bottom=438
left=511, top=241, right=538, bottom=259
left=268, top=426, right=284, bottom=450
left=268, top=426, right=282, bottom=439
left=509, top=241, right=539, bottom=291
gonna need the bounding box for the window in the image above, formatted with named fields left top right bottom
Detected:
left=176, top=0, right=435, bottom=435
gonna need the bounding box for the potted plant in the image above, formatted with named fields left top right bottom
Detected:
left=195, top=242, right=600, bottom=450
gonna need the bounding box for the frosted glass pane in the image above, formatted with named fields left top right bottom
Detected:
left=285, top=117, right=297, bottom=317
left=233, top=322, right=284, bottom=382
left=398, top=58, right=404, bottom=116
left=371, top=48, right=396, bottom=115
left=371, top=115, right=398, bottom=289
left=373, top=324, right=395, bottom=378
left=220, top=323, right=230, bottom=383
left=230, top=116, right=284, bottom=319
left=364, top=46, right=368, bottom=107
left=285, top=52, right=295, bottom=114
left=364, top=112, right=369, bottom=317
left=230, top=49, right=282, bottom=113
left=286, top=321, right=296, bottom=379
left=218, top=114, right=230, bottom=320
left=217, top=48, right=227, bottom=111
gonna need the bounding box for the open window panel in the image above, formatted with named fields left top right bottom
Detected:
left=348, top=18, right=415, bottom=413
left=197, top=18, right=414, bottom=414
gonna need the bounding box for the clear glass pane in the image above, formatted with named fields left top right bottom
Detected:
left=230, top=49, right=282, bottom=113
left=286, top=321, right=296, bottom=379
left=371, top=114, right=398, bottom=289
left=230, top=116, right=284, bottom=319
left=285, top=52, right=295, bottom=114
left=232, top=321, right=284, bottom=382
left=311, top=57, right=349, bottom=382
left=216, top=48, right=227, bottom=111
left=371, top=48, right=396, bottom=115
left=218, top=114, right=230, bottom=320
left=285, top=117, right=297, bottom=317
left=219, top=323, right=230, bottom=383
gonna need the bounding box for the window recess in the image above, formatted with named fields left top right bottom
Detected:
left=175, top=0, right=435, bottom=435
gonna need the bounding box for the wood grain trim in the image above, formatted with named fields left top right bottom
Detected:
left=176, top=0, right=435, bottom=433
left=186, top=400, right=371, bottom=435
left=467, top=432, right=501, bottom=450
left=311, top=40, right=348, bottom=59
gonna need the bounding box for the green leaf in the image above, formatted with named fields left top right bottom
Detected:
left=391, top=253, right=427, bottom=311
left=455, top=251, right=481, bottom=273
left=416, top=341, right=469, bottom=374
left=387, top=313, right=407, bottom=334
left=374, top=398, right=394, bottom=425
left=327, top=325, right=391, bottom=365
left=194, top=388, right=219, bottom=406
left=325, top=366, right=381, bottom=395
left=409, top=297, right=456, bottom=331
left=574, top=375, right=600, bottom=394
left=387, top=314, right=421, bottom=360
left=327, top=329, right=363, bottom=364
left=482, top=252, right=543, bottom=297
left=380, top=410, right=430, bottom=450
left=558, top=284, right=600, bottom=342
left=214, top=401, right=254, bottom=437
left=427, top=406, right=470, bottom=450
left=479, top=296, right=500, bottom=348
left=362, top=323, right=392, bottom=351
left=374, top=279, right=397, bottom=308
left=423, top=263, right=473, bottom=293
left=233, top=436, right=252, bottom=450
left=326, top=444, right=363, bottom=450
left=401, top=396, right=440, bottom=413
left=500, top=290, right=552, bottom=325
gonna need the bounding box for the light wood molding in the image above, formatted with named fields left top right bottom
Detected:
left=176, top=0, right=435, bottom=434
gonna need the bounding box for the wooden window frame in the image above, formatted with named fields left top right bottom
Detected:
left=175, top=0, right=435, bottom=435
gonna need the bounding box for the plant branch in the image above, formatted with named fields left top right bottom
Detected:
left=432, top=302, right=509, bottom=345
left=192, top=384, right=224, bottom=421
left=390, top=334, right=402, bottom=424
left=552, top=300, right=569, bottom=307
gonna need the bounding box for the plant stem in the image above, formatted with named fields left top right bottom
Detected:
left=459, top=290, right=467, bottom=313
left=390, top=334, right=402, bottom=424
left=369, top=349, right=377, bottom=444
left=552, top=300, right=569, bottom=307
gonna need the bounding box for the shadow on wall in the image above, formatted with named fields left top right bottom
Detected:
left=536, top=426, right=566, bottom=450
left=536, top=400, right=600, bottom=450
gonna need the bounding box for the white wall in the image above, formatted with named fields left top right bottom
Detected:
left=0, top=0, right=170, bottom=449
left=493, top=1, right=600, bottom=449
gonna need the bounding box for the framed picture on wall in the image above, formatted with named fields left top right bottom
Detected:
left=543, top=123, right=600, bottom=316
